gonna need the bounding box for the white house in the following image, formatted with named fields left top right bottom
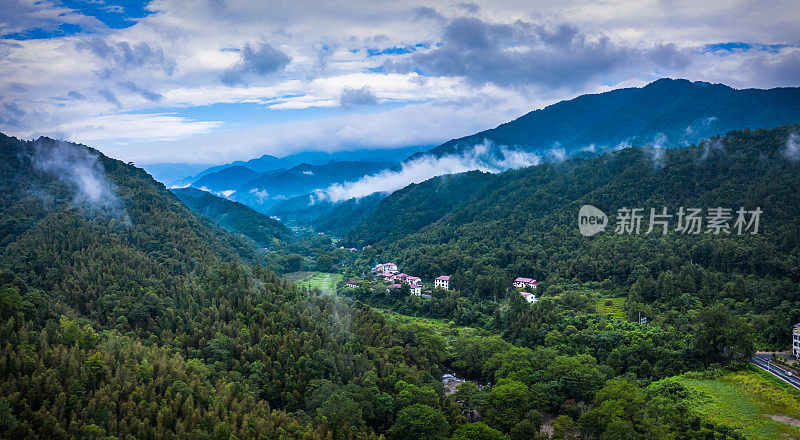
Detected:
left=410, top=285, right=422, bottom=296
left=406, top=276, right=422, bottom=287
left=513, top=277, right=538, bottom=289
left=793, top=323, right=800, bottom=356
left=345, top=281, right=360, bottom=289
left=435, top=275, right=451, bottom=290
left=520, top=291, right=537, bottom=303
left=374, top=263, right=398, bottom=274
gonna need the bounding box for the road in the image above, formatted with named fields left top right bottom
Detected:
left=750, top=354, right=800, bottom=390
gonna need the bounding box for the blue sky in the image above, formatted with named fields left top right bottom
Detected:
left=1, top=0, right=799, bottom=165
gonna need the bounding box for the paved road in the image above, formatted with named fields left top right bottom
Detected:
left=750, top=354, right=800, bottom=390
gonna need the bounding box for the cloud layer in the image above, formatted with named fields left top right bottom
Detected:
left=1, top=0, right=799, bottom=164
left=318, top=140, right=541, bottom=202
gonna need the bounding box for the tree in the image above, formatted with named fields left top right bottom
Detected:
left=387, top=404, right=449, bottom=440
left=451, top=422, right=508, bottom=440
left=693, top=303, right=754, bottom=365
left=480, top=379, right=530, bottom=432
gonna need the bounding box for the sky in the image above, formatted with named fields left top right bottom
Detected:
left=1, top=0, right=799, bottom=165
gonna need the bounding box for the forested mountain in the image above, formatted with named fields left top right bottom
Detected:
left=269, top=192, right=385, bottom=235
left=169, top=145, right=425, bottom=188
left=0, top=134, right=454, bottom=439
left=423, top=79, right=800, bottom=159
left=344, top=126, right=800, bottom=346
left=0, top=129, right=783, bottom=440
left=190, top=165, right=262, bottom=192
left=171, top=187, right=292, bottom=245
left=346, top=170, right=492, bottom=247
left=191, top=160, right=393, bottom=211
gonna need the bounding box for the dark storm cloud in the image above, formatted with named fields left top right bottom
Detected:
left=456, top=2, right=480, bottom=13
left=1, top=101, right=24, bottom=126
left=388, top=17, right=694, bottom=90
left=745, top=50, right=800, bottom=87
left=98, top=88, right=120, bottom=106
left=77, top=37, right=176, bottom=75
left=647, top=43, right=692, bottom=70
left=412, top=6, right=444, bottom=22
left=3, top=101, right=25, bottom=117
left=340, top=86, right=378, bottom=108
left=118, top=81, right=163, bottom=101
left=219, top=42, right=291, bottom=86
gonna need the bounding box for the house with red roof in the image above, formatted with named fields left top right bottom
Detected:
left=520, top=291, right=537, bottom=304
left=513, top=277, right=538, bottom=289
left=435, top=275, right=451, bottom=290
left=406, top=276, right=422, bottom=287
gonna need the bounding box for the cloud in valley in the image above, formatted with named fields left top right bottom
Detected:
left=318, top=140, right=541, bottom=202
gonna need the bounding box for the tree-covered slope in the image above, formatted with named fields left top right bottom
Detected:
left=0, top=134, right=266, bottom=314
left=424, top=79, right=800, bottom=158
left=0, top=134, right=453, bottom=439
left=232, top=160, right=393, bottom=210
left=172, top=187, right=292, bottom=245
left=348, top=127, right=800, bottom=320
left=190, top=164, right=262, bottom=192
left=269, top=192, right=386, bottom=235
left=344, top=170, right=493, bottom=247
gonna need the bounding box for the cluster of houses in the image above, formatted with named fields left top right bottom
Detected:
left=344, top=263, right=452, bottom=297
left=345, top=263, right=538, bottom=303
left=514, top=277, right=539, bottom=303
left=374, top=263, right=450, bottom=296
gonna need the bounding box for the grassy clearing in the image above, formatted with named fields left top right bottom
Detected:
left=596, top=297, right=626, bottom=319
left=283, top=271, right=342, bottom=295
left=677, top=369, right=800, bottom=440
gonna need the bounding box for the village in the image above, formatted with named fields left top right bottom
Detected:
left=344, top=262, right=540, bottom=303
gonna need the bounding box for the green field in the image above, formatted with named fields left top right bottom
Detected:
left=283, top=271, right=343, bottom=295
left=596, top=297, right=626, bottom=319
left=677, top=369, right=800, bottom=440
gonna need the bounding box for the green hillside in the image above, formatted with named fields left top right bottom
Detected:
left=0, top=134, right=452, bottom=439
left=344, top=126, right=800, bottom=348
left=425, top=79, right=800, bottom=158
left=172, top=187, right=292, bottom=245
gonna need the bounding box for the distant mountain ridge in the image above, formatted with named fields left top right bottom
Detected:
left=342, top=126, right=800, bottom=290
left=171, top=187, right=292, bottom=246
left=169, top=145, right=427, bottom=187
left=191, top=160, right=394, bottom=211
left=421, top=78, right=800, bottom=159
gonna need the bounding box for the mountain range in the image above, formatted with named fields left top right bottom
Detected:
left=166, top=79, right=800, bottom=233
left=341, top=126, right=800, bottom=298
left=422, top=78, right=800, bottom=159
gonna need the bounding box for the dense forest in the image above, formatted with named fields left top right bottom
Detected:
left=342, top=126, right=800, bottom=349
left=1, top=129, right=797, bottom=440
left=423, top=78, right=800, bottom=159
left=171, top=187, right=292, bottom=246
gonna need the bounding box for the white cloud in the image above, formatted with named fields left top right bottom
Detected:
left=35, top=113, right=223, bottom=144
left=1, top=0, right=798, bottom=165
left=784, top=132, right=800, bottom=161
left=318, top=140, right=541, bottom=202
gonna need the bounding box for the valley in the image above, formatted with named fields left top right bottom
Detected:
left=3, top=83, right=800, bottom=440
